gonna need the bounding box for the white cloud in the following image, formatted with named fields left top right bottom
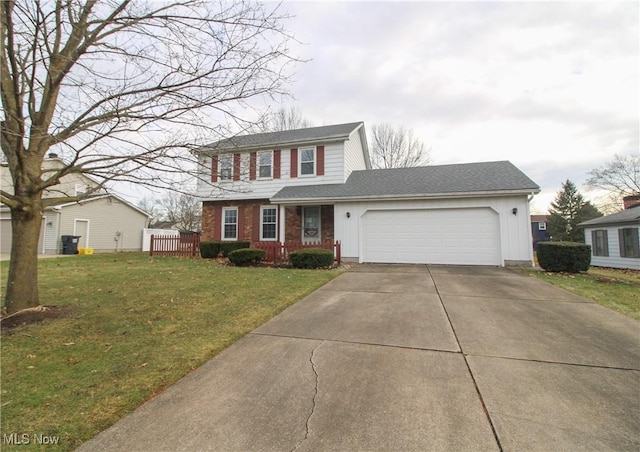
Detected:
left=278, top=0, right=638, bottom=213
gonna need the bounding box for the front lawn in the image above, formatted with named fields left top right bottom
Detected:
left=1, top=254, right=339, bottom=451
left=521, top=266, right=640, bottom=320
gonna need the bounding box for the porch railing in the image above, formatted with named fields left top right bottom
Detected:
left=253, top=240, right=341, bottom=265
left=150, top=233, right=201, bottom=257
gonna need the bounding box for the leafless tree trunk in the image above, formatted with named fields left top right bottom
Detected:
left=369, top=123, right=431, bottom=169
left=1, top=0, right=298, bottom=313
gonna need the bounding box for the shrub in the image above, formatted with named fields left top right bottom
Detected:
left=228, top=248, right=266, bottom=266
left=536, top=241, right=591, bottom=273
left=289, top=248, right=334, bottom=269
left=200, top=241, right=220, bottom=259
left=200, top=241, right=250, bottom=258
left=219, top=241, right=250, bottom=257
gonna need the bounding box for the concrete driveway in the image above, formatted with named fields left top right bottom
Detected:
left=78, top=265, right=640, bottom=451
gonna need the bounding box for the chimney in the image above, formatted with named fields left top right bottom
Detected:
left=623, top=195, right=640, bottom=210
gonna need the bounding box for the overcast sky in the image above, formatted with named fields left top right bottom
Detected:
left=275, top=0, right=639, bottom=214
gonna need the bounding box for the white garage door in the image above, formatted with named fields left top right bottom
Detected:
left=362, top=208, right=501, bottom=265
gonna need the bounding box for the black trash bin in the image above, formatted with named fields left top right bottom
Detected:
left=61, top=235, right=81, bottom=255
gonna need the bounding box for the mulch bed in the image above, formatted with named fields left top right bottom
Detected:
left=1, top=306, right=73, bottom=332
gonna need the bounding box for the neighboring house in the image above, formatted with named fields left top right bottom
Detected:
left=196, top=122, right=540, bottom=266
left=1, top=155, right=150, bottom=254
left=531, top=214, right=551, bottom=248
left=580, top=196, right=640, bottom=270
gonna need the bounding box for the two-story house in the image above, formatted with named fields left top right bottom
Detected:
left=1, top=154, right=150, bottom=254
left=197, top=122, right=541, bottom=266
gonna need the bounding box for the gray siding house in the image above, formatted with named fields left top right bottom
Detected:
left=580, top=196, right=640, bottom=270
left=1, top=156, right=150, bottom=254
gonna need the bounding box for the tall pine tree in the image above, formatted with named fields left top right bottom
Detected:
left=548, top=180, right=603, bottom=242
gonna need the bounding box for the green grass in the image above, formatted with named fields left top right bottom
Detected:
left=1, top=253, right=339, bottom=451
left=521, top=266, right=640, bottom=320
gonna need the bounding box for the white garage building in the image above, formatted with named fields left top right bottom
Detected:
left=271, top=162, right=540, bottom=267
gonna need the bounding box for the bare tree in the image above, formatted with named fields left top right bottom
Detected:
left=369, top=123, right=431, bottom=169
left=586, top=153, right=640, bottom=195
left=137, top=197, right=163, bottom=228
left=160, top=192, right=201, bottom=232
left=265, top=106, right=313, bottom=131
left=585, top=153, right=640, bottom=213
left=1, top=0, right=298, bottom=313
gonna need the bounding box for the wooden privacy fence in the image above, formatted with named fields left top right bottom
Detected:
left=253, top=240, right=341, bottom=265
left=150, top=233, right=201, bottom=257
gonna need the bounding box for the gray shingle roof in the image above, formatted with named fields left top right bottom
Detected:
left=271, top=161, right=540, bottom=202
left=579, top=206, right=640, bottom=227
left=203, top=122, right=364, bottom=152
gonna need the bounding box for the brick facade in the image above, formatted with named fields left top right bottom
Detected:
left=203, top=200, right=334, bottom=243
left=284, top=205, right=334, bottom=242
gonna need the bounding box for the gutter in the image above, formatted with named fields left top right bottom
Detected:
left=269, top=188, right=542, bottom=205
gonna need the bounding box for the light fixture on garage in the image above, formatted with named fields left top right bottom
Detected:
left=512, top=208, right=518, bottom=215
left=346, top=212, right=351, bottom=218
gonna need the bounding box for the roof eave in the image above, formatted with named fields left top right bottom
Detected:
left=271, top=188, right=541, bottom=205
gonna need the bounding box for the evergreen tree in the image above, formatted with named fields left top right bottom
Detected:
left=547, top=179, right=602, bottom=242
left=547, top=180, right=603, bottom=242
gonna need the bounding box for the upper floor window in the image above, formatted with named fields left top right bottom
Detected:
left=591, top=230, right=608, bottom=257
left=299, top=147, right=315, bottom=176
left=222, top=207, right=238, bottom=240
left=619, top=228, right=639, bottom=258
left=538, top=222, right=546, bottom=231
left=258, top=151, right=273, bottom=179
left=219, top=154, right=233, bottom=181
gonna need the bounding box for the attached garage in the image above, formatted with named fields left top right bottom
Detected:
left=271, top=161, right=541, bottom=267
left=361, top=208, right=501, bottom=265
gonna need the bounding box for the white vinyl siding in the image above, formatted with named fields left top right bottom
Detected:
left=344, top=126, right=368, bottom=178
left=335, top=196, right=533, bottom=266
left=197, top=142, right=353, bottom=201
left=55, top=197, right=147, bottom=252
left=584, top=225, right=640, bottom=270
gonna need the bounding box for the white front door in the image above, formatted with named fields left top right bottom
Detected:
left=74, top=219, right=90, bottom=248
left=302, top=206, right=321, bottom=244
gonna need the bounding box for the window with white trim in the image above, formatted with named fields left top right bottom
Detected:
left=591, top=229, right=608, bottom=257
left=261, top=206, right=277, bottom=241
left=258, top=151, right=273, bottom=179
left=299, top=147, right=315, bottom=176
left=538, top=222, right=546, bottom=231
left=219, top=154, right=233, bottom=181
left=222, top=207, right=238, bottom=240
left=619, top=228, right=639, bottom=258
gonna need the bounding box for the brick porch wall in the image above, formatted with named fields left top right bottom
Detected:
left=284, top=205, right=334, bottom=242
left=203, top=201, right=335, bottom=243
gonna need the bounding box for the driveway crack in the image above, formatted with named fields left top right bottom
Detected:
left=291, top=341, right=322, bottom=452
